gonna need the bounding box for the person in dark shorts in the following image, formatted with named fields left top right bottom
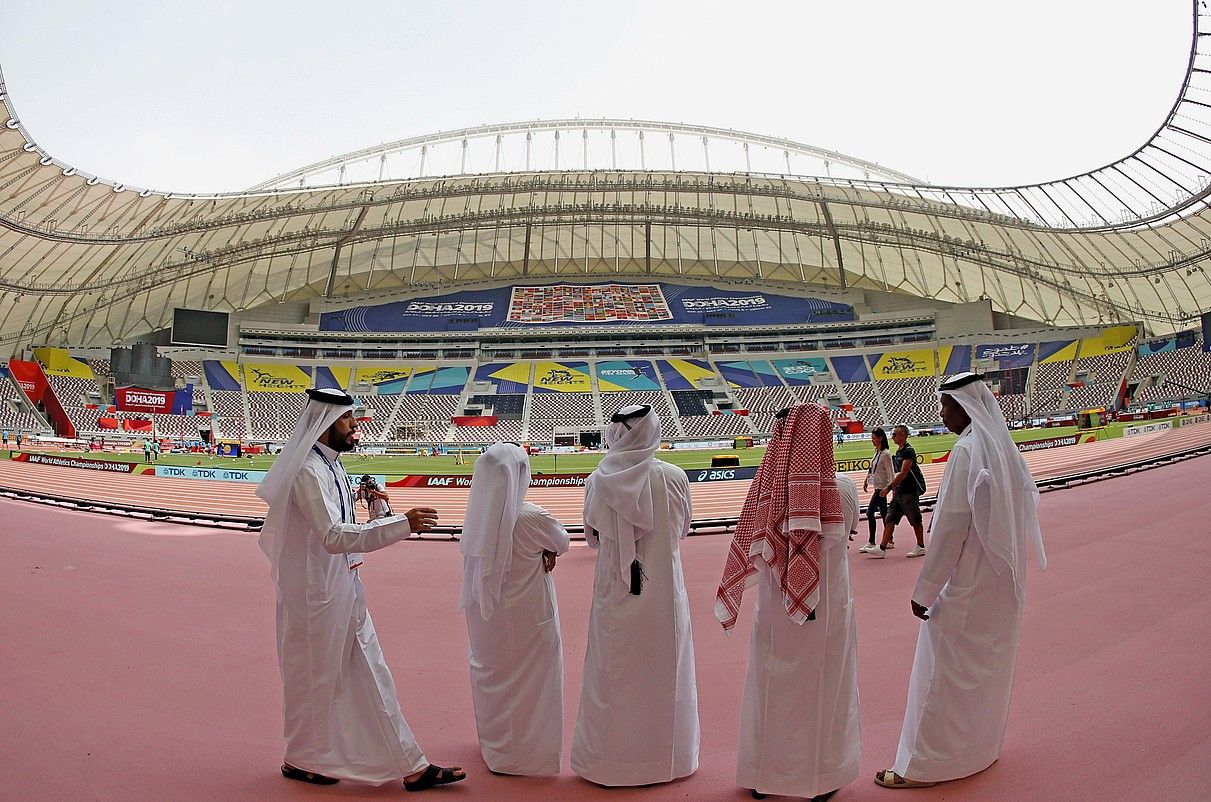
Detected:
left=859, top=427, right=894, bottom=553
left=867, top=425, right=927, bottom=559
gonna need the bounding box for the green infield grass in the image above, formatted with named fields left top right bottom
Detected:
left=12, top=422, right=1130, bottom=476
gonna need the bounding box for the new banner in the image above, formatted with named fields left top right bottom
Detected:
left=243, top=363, right=311, bottom=393
left=870, top=349, right=936, bottom=379
left=533, top=362, right=593, bottom=393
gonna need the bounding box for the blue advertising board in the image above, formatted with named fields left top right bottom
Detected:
left=974, top=342, right=1036, bottom=369
left=320, top=283, right=853, bottom=333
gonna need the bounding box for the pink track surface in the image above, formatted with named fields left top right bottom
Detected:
left=3, top=422, right=1210, bottom=527
left=2, top=455, right=1209, bottom=802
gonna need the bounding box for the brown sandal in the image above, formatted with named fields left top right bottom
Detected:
left=874, top=769, right=935, bottom=788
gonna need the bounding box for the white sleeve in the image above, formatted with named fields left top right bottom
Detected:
left=663, top=464, right=693, bottom=539
left=583, top=477, right=601, bottom=550
left=292, top=468, right=412, bottom=554
left=517, top=503, right=571, bottom=555
left=911, top=445, right=972, bottom=608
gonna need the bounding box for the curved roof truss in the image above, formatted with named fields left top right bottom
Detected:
left=246, top=118, right=927, bottom=190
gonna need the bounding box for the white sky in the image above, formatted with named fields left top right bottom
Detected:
left=0, top=0, right=1193, bottom=193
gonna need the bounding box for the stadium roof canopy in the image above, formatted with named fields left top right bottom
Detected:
left=2, top=1, right=1210, bottom=359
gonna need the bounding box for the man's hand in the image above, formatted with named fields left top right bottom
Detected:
left=405, top=507, right=439, bottom=534
left=542, top=549, right=557, bottom=573
left=911, top=600, right=930, bottom=621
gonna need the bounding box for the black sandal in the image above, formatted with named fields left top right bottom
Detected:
left=281, top=764, right=339, bottom=785
left=404, top=764, right=466, bottom=792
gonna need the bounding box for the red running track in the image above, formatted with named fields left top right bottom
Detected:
left=2, top=422, right=1210, bottom=528
left=1, top=454, right=1208, bottom=801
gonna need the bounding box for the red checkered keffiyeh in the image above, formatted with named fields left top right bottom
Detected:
left=714, top=403, right=846, bottom=633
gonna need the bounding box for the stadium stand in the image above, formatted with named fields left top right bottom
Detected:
left=878, top=377, right=941, bottom=429
left=247, top=391, right=307, bottom=441
left=600, top=391, right=681, bottom=438
left=733, top=386, right=797, bottom=414
left=1032, top=361, right=1075, bottom=414
left=0, top=372, right=50, bottom=434
left=209, top=390, right=248, bottom=441
left=671, top=389, right=711, bottom=417
left=840, top=382, right=884, bottom=428
left=1129, top=331, right=1211, bottom=406
left=1066, top=349, right=1133, bottom=411
left=680, top=413, right=753, bottom=438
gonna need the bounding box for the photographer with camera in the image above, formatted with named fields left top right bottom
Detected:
left=355, top=474, right=393, bottom=520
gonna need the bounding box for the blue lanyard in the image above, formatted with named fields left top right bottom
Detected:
left=312, top=445, right=355, bottom=524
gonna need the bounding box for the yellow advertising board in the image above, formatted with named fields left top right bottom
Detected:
left=324, top=367, right=352, bottom=388
left=871, top=349, right=936, bottom=379
left=33, top=347, right=95, bottom=379
left=1078, top=325, right=1136, bottom=358
left=666, top=358, right=731, bottom=387
left=488, top=362, right=533, bottom=387
left=243, top=363, right=311, bottom=392
left=533, top=362, right=593, bottom=393
left=354, top=366, right=412, bottom=386
left=1039, top=341, right=1079, bottom=364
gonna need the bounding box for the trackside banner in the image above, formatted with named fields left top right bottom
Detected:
left=391, top=473, right=589, bottom=489
left=1014, top=432, right=1097, bottom=452
left=155, top=465, right=268, bottom=483
left=1123, top=421, right=1173, bottom=437
left=13, top=452, right=137, bottom=473
left=389, top=466, right=761, bottom=489
left=153, top=465, right=387, bottom=487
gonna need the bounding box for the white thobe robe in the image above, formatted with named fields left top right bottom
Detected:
left=571, top=461, right=700, bottom=786
left=465, top=502, right=571, bottom=776
left=274, top=444, right=428, bottom=783
left=736, top=478, right=861, bottom=797
left=892, top=431, right=1022, bottom=782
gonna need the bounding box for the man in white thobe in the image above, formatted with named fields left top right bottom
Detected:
left=571, top=405, right=700, bottom=787
left=876, top=372, right=1046, bottom=789
left=460, top=443, right=570, bottom=776
left=716, top=403, right=860, bottom=802
left=257, top=388, right=465, bottom=791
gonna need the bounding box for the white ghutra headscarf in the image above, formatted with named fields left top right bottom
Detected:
left=459, top=443, right=531, bottom=620
left=939, top=373, right=1047, bottom=597
left=256, top=388, right=355, bottom=583
left=584, top=405, right=662, bottom=601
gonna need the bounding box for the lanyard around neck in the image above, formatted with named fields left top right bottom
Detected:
left=312, top=445, right=355, bottom=524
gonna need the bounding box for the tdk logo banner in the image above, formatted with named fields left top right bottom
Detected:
left=156, top=466, right=267, bottom=483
